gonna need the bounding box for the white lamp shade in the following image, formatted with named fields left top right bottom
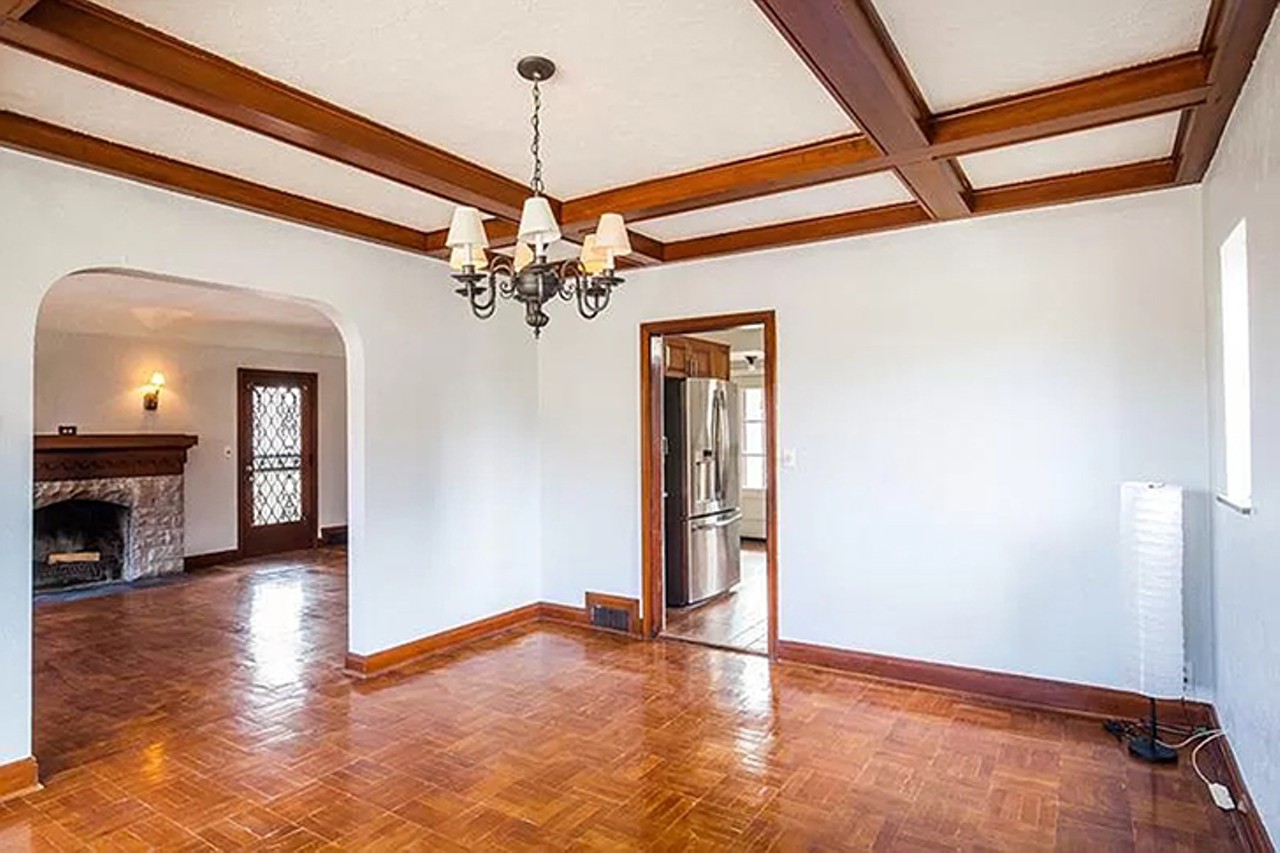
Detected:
left=594, top=213, right=631, bottom=256
left=449, top=245, right=487, bottom=271
left=445, top=206, right=488, bottom=249
left=513, top=243, right=535, bottom=272
left=1121, top=482, right=1184, bottom=699
left=517, top=196, right=561, bottom=247
left=579, top=234, right=609, bottom=274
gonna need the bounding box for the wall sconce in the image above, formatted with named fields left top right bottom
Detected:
left=142, top=371, right=165, bottom=411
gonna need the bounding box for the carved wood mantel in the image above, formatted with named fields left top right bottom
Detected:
left=34, top=434, right=199, bottom=482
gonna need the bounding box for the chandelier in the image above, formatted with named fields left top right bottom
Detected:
left=445, top=56, right=632, bottom=338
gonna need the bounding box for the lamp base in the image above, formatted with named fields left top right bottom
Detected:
left=1129, top=736, right=1178, bottom=764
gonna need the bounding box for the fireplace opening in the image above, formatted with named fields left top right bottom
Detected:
left=33, top=499, right=129, bottom=592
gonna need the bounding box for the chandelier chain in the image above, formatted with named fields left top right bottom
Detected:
left=529, top=78, right=544, bottom=196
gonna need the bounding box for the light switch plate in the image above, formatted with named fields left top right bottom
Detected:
left=782, top=448, right=797, bottom=469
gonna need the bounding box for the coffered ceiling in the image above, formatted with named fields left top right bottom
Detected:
left=873, top=0, right=1212, bottom=111
left=98, top=0, right=857, bottom=198
left=0, top=0, right=1273, bottom=267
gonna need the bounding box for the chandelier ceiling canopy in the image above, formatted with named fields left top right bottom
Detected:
left=445, top=56, right=631, bottom=338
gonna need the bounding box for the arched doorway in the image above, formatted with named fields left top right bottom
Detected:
left=30, top=269, right=353, bottom=777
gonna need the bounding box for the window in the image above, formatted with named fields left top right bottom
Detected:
left=1220, top=219, right=1252, bottom=512
left=741, top=387, right=766, bottom=490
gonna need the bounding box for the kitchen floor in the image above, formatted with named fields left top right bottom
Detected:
left=665, top=539, right=768, bottom=653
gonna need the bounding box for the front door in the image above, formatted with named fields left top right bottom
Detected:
left=237, top=368, right=318, bottom=557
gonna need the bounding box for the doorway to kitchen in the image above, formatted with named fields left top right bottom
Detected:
left=640, top=311, right=777, bottom=656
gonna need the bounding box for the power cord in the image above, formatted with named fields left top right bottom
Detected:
left=1103, top=719, right=1236, bottom=811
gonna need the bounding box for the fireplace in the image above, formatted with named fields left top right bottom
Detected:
left=33, top=499, right=129, bottom=591
left=33, top=434, right=198, bottom=592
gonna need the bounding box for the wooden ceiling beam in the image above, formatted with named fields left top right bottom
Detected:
left=1, top=0, right=43, bottom=20
left=930, top=53, right=1211, bottom=155
left=0, top=0, right=540, bottom=219
left=0, top=110, right=433, bottom=255
left=561, top=135, right=881, bottom=226
left=550, top=53, right=1207, bottom=234
left=663, top=202, right=930, bottom=263
left=969, top=158, right=1178, bottom=216
left=1174, top=0, right=1279, bottom=182
left=752, top=0, right=971, bottom=220
left=662, top=159, right=1180, bottom=264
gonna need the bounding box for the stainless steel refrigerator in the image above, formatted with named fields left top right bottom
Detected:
left=664, top=377, right=742, bottom=607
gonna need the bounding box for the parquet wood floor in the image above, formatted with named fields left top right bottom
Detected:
left=2, top=548, right=1242, bottom=849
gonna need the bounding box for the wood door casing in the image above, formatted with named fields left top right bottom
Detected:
left=237, top=368, right=318, bottom=557
left=640, top=312, right=777, bottom=655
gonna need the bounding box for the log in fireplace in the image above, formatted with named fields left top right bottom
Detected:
left=33, top=499, right=128, bottom=591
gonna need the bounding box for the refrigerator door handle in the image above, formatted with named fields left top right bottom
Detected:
left=692, top=510, right=743, bottom=530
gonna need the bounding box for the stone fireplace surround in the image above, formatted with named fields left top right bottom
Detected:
left=33, top=435, right=198, bottom=583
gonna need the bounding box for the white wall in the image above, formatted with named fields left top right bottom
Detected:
left=0, top=150, right=541, bottom=766
left=1201, top=12, right=1280, bottom=833
left=539, top=187, right=1213, bottom=696
left=34, top=328, right=348, bottom=553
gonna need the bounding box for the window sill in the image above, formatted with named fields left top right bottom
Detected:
left=1215, top=493, right=1254, bottom=516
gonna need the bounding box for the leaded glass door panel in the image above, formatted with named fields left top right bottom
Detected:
left=237, top=369, right=317, bottom=557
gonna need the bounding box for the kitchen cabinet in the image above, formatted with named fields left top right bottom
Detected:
left=665, top=335, right=730, bottom=380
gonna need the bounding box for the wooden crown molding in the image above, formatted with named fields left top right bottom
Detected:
left=0, top=111, right=435, bottom=255
left=1174, top=0, right=1280, bottom=182
left=0, top=0, right=541, bottom=220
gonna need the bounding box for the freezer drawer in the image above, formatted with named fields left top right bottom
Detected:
left=676, top=509, right=742, bottom=606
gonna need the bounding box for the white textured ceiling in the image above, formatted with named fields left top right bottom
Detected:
left=0, top=47, right=459, bottom=231
left=872, top=0, right=1210, bottom=112
left=958, top=113, right=1181, bottom=189
left=97, top=0, right=854, bottom=198
left=637, top=172, right=914, bottom=241
left=38, top=272, right=339, bottom=335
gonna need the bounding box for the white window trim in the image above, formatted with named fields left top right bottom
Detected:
left=1218, top=218, right=1253, bottom=516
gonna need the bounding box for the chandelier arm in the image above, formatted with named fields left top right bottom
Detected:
left=557, top=260, right=583, bottom=301
left=576, top=275, right=612, bottom=320
left=469, top=275, right=497, bottom=320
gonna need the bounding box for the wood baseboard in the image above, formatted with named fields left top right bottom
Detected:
left=776, top=639, right=1214, bottom=723
left=183, top=549, right=241, bottom=571
left=346, top=595, right=643, bottom=678
left=0, top=757, right=39, bottom=802
left=345, top=603, right=545, bottom=677
left=538, top=602, right=589, bottom=626
left=1202, top=708, right=1274, bottom=852
left=319, top=524, right=348, bottom=546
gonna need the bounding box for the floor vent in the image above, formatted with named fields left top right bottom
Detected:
left=589, top=604, right=632, bottom=634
